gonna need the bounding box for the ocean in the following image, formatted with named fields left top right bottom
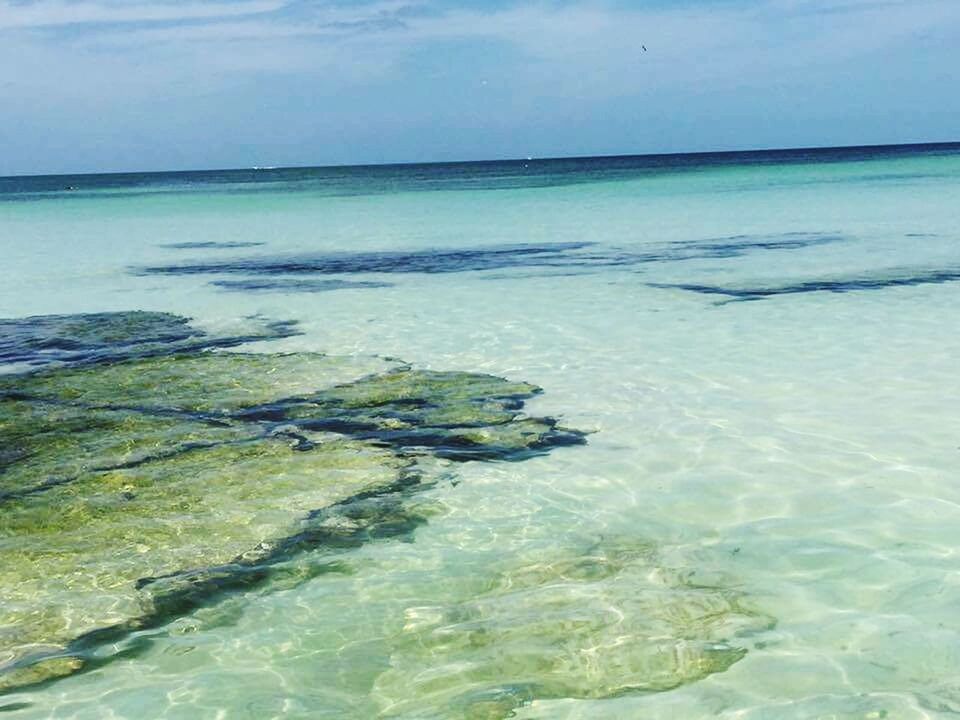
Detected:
left=2, top=143, right=960, bottom=718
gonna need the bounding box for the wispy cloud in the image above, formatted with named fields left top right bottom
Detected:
left=4, top=0, right=957, bottom=109
left=0, top=0, right=286, bottom=29
left=60, top=1, right=422, bottom=44
left=5, top=0, right=953, bottom=64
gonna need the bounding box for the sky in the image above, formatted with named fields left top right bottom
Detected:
left=0, top=0, right=958, bottom=175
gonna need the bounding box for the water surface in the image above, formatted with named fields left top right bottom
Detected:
left=3, top=144, right=960, bottom=718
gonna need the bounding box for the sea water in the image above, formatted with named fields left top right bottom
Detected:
left=2, top=144, right=960, bottom=718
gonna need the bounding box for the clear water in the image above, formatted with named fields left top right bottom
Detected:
left=3, top=144, right=960, bottom=718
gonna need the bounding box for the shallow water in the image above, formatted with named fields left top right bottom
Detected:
left=3, top=145, right=960, bottom=718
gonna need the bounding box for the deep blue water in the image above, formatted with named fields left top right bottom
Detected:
left=2, top=142, right=958, bottom=201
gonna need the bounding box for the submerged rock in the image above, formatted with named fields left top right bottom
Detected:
left=0, top=399, right=256, bottom=501
left=0, top=311, right=586, bottom=692
left=245, top=368, right=586, bottom=460
left=0, top=352, right=398, bottom=415
left=2, top=357, right=584, bottom=461
left=373, top=537, right=774, bottom=718
left=1, top=435, right=407, bottom=691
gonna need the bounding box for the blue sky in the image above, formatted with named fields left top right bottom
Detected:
left=0, top=0, right=957, bottom=175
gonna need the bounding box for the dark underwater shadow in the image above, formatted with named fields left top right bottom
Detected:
left=649, top=265, right=960, bottom=302
left=132, top=233, right=848, bottom=288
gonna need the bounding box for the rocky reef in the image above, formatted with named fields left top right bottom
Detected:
left=0, top=311, right=585, bottom=692
left=0, top=310, right=768, bottom=710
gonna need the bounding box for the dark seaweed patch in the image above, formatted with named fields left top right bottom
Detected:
left=210, top=278, right=394, bottom=293
left=287, top=416, right=585, bottom=461
left=592, top=232, right=844, bottom=268
left=138, top=242, right=595, bottom=276
left=158, top=241, right=267, bottom=249
left=650, top=266, right=960, bottom=301
left=0, top=702, right=32, bottom=713
left=671, top=232, right=844, bottom=258
left=0, top=311, right=299, bottom=370
left=134, top=233, right=844, bottom=281
left=0, top=311, right=196, bottom=364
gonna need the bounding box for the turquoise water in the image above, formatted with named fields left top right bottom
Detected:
left=3, top=144, right=960, bottom=718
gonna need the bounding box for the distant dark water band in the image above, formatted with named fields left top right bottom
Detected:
left=3, top=142, right=958, bottom=200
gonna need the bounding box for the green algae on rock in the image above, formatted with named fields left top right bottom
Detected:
left=2, top=358, right=583, bottom=460
left=0, top=310, right=587, bottom=693
left=0, top=352, right=399, bottom=416
left=0, top=399, right=257, bottom=501
left=372, top=537, right=774, bottom=719
left=1, top=436, right=410, bottom=691
left=247, top=368, right=585, bottom=460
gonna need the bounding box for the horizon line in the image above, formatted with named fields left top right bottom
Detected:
left=3, top=139, right=959, bottom=181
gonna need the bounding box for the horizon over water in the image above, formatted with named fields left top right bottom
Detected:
left=3, top=138, right=959, bottom=184
left=3, top=142, right=960, bottom=718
